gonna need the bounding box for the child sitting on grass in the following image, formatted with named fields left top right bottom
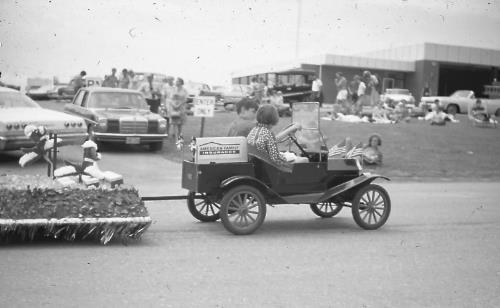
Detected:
left=227, top=97, right=260, bottom=137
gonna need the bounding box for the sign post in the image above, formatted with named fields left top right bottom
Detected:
left=193, top=96, right=216, bottom=137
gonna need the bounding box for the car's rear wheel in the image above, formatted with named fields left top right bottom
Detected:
left=495, top=109, right=500, bottom=117
left=187, top=192, right=220, bottom=222
left=149, top=142, right=163, bottom=151
left=220, top=185, right=266, bottom=235
left=310, top=202, right=343, bottom=218
left=352, top=184, right=391, bottom=230
left=446, top=104, right=459, bottom=115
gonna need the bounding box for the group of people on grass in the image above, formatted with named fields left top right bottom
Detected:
left=227, top=98, right=383, bottom=169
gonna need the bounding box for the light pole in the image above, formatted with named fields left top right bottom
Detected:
left=295, top=0, right=302, bottom=61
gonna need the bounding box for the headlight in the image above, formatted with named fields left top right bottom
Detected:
left=97, top=118, right=107, bottom=131
left=158, top=118, right=167, bottom=132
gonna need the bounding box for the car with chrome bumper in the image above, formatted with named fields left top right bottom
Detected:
left=64, top=87, right=168, bottom=151
left=0, top=87, right=87, bottom=151
left=421, top=90, right=500, bottom=116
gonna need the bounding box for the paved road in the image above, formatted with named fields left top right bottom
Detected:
left=1, top=148, right=499, bottom=307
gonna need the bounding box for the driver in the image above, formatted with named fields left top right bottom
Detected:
left=247, top=104, right=302, bottom=168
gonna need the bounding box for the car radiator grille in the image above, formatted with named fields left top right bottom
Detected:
left=107, top=119, right=120, bottom=133
left=120, top=120, right=147, bottom=134
left=148, top=120, right=158, bottom=133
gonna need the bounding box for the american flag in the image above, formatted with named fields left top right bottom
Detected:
left=345, top=142, right=364, bottom=159
left=328, top=140, right=348, bottom=157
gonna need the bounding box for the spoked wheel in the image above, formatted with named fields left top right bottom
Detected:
left=310, top=202, right=343, bottom=218
left=352, top=184, right=391, bottom=230
left=187, top=192, right=220, bottom=222
left=220, top=185, right=266, bottom=235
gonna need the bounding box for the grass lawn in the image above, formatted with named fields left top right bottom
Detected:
left=39, top=100, right=500, bottom=180
left=162, top=110, right=500, bottom=180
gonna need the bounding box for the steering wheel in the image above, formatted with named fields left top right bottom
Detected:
left=279, top=123, right=311, bottom=160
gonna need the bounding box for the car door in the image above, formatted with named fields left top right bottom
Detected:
left=64, top=90, right=94, bottom=122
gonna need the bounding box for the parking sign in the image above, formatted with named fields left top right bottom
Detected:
left=193, top=96, right=215, bottom=117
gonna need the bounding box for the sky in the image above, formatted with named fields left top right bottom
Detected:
left=0, top=0, right=499, bottom=88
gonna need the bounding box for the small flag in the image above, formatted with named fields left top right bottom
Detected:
left=176, top=135, right=184, bottom=151
left=345, top=142, right=364, bottom=159
left=328, top=139, right=347, bottom=157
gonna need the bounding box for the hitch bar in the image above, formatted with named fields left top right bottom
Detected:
left=141, top=194, right=204, bottom=201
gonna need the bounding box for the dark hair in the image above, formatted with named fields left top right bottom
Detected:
left=176, top=78, right=184, bottom=85
left=476, top=98, right=482, bottom=104
left=80, top=71, right=87, bottom=76
left=251, top=77, right=258, bottom=82
left=434, top=99, right=440, bottom=103
left=236, top=97, right=259, bottom=114
left=256, top=104, right=279, bottom=126
left=368, top=134, right=382, bottom=146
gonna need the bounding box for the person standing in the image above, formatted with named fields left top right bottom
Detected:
left=108, top=68, right=119, bottom=88
left=335, top=72, right=348, bottom=111
left=73, top=70, right=87, bottom=92
left=354, top=76, right=367, bottom=115
left=311, top=74, right=323, bottom=106
left=169, top=78, right=188, bottom=140
left=159, top=77, right=175, bottom=136
left=119, top=69, right=130, bottom=89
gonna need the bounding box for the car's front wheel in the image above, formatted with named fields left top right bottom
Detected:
left=187, top=192, right=220, bottom=222
left=352, top=184, right=391, bottom=230
left=446, top=104, right=459, bottom=115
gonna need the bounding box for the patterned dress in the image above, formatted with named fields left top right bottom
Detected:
left=247, top=124, right=288, bottom=166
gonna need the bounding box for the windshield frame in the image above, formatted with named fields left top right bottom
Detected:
left=87, top=92, right=150, bottom=110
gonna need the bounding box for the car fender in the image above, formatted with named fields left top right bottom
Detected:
left=220, top=175, right=282, bottom=199
left=318, top=173, right=390, bottom=202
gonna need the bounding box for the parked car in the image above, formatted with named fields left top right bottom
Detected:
left=0, top=87, right=87, bottom=151
left=380, top=88, right=416, bottom=108
left=25, top=77, right=55, bottom=100
left=214, top=84, right=252, bottom=111
left=63, top=87, right=168, bottom=151
left=58, top=77, right=103, bottom=99
left=421, top=90, right=500, bottom=116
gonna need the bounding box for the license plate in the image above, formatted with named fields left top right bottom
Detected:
left=126, top=137, right=140, bottom=144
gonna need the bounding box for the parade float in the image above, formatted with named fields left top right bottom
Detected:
left=0, top=126, right=151, bottom=245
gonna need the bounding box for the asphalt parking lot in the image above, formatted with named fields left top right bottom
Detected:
left=1, top=146, right=499, bottom=307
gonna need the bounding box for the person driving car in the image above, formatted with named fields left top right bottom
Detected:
left=247, top=104, right=304, bottom=168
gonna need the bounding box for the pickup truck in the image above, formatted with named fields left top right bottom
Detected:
left=421, top=90, right=500, bottom=116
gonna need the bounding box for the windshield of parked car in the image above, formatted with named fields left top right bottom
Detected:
left=87, top=92, right=149, bottom=109
left=0, top=92, right=41, bottom=108
left=450, top=90, right=473, bottom=98
left=386, top=89, right=410, bottom=95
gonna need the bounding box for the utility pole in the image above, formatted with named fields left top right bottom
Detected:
left=295, top=0, right=302, bottom=61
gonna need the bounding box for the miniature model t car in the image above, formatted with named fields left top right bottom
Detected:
left=181, top=103, right=391, bottom=235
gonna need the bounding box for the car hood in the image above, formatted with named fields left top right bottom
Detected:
left=92, top=109, right=163, bottom=120
left=0, top=107, right=84, bottom=123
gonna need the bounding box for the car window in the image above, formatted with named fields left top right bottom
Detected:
left=88, top=92, right=149, bottom=109
left=0, top=92, right=40, bottom=108
left=73, top=90, right=86, bottom=106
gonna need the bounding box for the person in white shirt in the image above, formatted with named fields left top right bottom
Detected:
left=311, top=75, right=323, bottom=106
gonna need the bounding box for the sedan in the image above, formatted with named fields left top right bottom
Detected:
left=64, top=87, right=168, bottom=151
left=380, top=88, right=416, bottom=108
left=0, top=86, right=88, bottom=151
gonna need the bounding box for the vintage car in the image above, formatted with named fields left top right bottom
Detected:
left=63, top=87, right=168, bottom=151
left=0, top=87, right=88, bottom=151
left=421, top=90, right=500, bottom=116
left=179, top=103, right=391, bottom=235
left=380, top=88, right=416, bottom=108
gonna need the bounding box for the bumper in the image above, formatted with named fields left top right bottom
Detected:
left=0, top=133, right=88, bottom=151
left=94, top=133, right=168, bottom=144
